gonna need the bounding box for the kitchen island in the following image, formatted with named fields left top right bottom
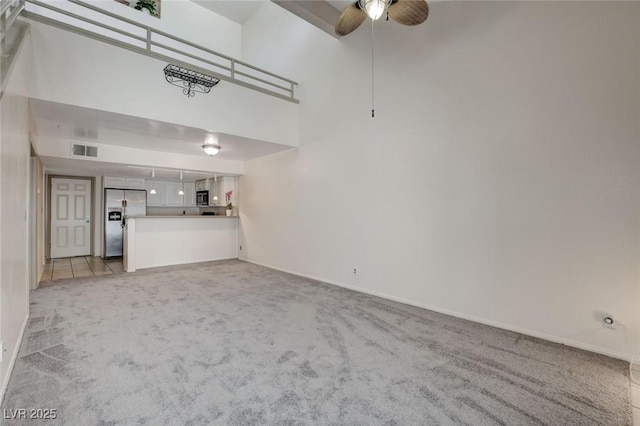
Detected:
left=123, top=216, right=238, bottom=272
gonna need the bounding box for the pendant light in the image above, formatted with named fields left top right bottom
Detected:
left=212, top=175, right=218, bottom=203
left=178, top=171, right=184, bottom=195
left=150, top=169, right=156, bottom=194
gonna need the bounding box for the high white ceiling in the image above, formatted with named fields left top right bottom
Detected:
left=326, top=1, right=352, bottom=12
left=192, top=0, right=268, bottom=24
left=193, top=1, right=351, bottom=26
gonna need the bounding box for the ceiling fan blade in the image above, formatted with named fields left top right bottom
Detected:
left=388, top=0, right=429, bottom=26
left=335, top=2, right=367, bottom=36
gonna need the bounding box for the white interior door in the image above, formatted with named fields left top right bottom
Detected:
left=51, top=178, right=91, bottom=258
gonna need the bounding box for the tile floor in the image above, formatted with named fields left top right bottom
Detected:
left=632, top=364, right=640, bottom=425
left=41, top=256, right=125, bottom=283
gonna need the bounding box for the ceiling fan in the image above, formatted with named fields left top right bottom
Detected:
left=335, top=0, right=429, bottom=117
left=335, top=0, right=429, bottom=36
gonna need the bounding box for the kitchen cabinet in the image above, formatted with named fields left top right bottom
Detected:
left=193, top=177, right=236, bottom=206
left=145, top=181, right=163, bottom=206
left=217, top=176, right=236, bottom=208
left=104, top=176, right=126, bottom=188
left=105, top=176, right=146, bottom=189
left=195, top=179, right=207, bottom=191
left=125, top=178, right=146, bottom=189
left=146, top=181, right=196, bottom=207
left=183, top=182, right=195, bottom=207
left=209, top=178, right=221, bottom=206
left=164, top=182, right=184, bottom=206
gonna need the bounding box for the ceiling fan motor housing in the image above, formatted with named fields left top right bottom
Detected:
left=358, top=0, right=389, bottom=21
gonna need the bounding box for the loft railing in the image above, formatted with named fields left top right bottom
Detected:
left=20, top=0, right=299, bottom=103
left=0, top=0, right=25, bottom=41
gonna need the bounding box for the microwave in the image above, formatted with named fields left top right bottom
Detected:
left=196, top=190, right=209, bottom=206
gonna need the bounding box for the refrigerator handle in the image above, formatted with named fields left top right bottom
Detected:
left=121, top=199, right=127, bottom=228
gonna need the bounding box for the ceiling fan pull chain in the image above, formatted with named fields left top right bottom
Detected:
left=371, top=19, right=375, bottom=118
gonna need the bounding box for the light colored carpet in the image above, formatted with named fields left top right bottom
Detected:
left=1, top=260, right=632, bottom=425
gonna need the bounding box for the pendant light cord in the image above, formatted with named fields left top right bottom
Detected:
left=371, top=19, right=375, bottom=118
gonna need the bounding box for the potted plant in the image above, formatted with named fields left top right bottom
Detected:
left=225, top=190, right=233, bottom=216
left=134, top=0, right=159, bottom=17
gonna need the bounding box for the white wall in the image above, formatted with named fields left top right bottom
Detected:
left=0, top=33, right=31, bottom=399
left=25, top=20, right=299, bottom=147
left=239, top=1, right=640, bottom=359
left=126, top=217, right=238, bottom=271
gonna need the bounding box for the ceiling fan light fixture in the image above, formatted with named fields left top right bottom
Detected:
left=359, top=0, right=387, bottom=21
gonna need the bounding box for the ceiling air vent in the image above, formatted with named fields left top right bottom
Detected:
left=86, top=145, right=98, bottom=157
left=71, top=143, right=98, bottom=159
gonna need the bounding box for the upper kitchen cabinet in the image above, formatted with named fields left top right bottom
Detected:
left=145, top=181, right=196, bottom=207
left=217, top=176, right=236, bottom=207
left=104, top=176, right=125, bottom=188
left=164, top=182, right=185, bottom=206
left=195, top=179, right=207, bottom=191
left=104, top=176, right=146, bottom=189
left=209, top=178, right=221, bottom=206
left=189, top=176, right=237, bottom=206
left=145, top=181, right=163, bottom=206
left=183, top=183, right=195, bottom=207
left=125, top=178, right=146, bottom=189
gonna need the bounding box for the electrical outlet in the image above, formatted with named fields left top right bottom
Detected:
left=353, top=268, right=357, bottom=275
left=602, top=314, right=616, bottom=329
left=239, top=245, right=242, bottom=251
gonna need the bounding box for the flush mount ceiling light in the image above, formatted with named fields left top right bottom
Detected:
left=202, top=134, right=221, bottom=156
left=163, top=64, right=220, bottom=98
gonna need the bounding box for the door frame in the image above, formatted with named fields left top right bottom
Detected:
left=29, top=154, right=37, bottom=289
left=45, top=175, right=96, bottom=259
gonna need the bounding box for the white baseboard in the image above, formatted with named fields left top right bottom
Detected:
left=0, top=314, right=29, bottom=403
left=244, top=259, right=630, bottom=362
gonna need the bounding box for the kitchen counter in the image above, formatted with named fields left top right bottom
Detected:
left=138, top=215, right=238, bottom=219
left=123, top=216, right=239, bottom=272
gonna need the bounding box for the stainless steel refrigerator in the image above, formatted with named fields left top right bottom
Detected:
left=104, top=188, right=147, bottom=258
